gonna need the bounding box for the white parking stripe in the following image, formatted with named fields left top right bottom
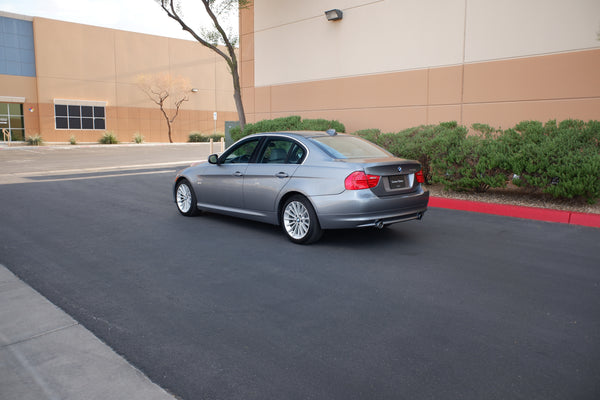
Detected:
left=26, top=169, right=177, bottom=183
left=0, top=160, right=200, bottom=178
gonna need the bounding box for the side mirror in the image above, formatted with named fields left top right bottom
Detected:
left=208, top=154, right=220, bottom=165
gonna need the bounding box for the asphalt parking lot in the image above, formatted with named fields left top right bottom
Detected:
left=1, top=145, right=599, bottom=400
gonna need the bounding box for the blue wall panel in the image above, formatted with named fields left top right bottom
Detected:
left=0, top=16, right=36, bottom=77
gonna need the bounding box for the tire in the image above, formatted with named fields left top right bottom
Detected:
left=281, top=195, right=323, bottom=244
left=175, top=179, right=199, bottom=216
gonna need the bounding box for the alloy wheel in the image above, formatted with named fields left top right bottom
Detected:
left=283, top=200, right=310, bottom=240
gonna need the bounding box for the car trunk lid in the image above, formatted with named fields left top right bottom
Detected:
left=362, top=159, right=423, bottom=196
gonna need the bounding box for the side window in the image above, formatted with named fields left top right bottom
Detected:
left=260, top=139, right=306, bottom=164
left=288, top=143, right=306, bottom=164
left=222, top=139, right=259, bottom=164
left=261, top=139, right=292, bottom=164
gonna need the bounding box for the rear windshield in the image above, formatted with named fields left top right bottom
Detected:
left=311, top=136, right=391, bottom=159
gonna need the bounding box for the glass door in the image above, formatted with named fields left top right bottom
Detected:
left=0, top=103, right=25, bottom=141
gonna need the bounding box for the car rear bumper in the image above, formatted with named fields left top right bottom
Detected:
left=311, top=186, right=429, bottom=229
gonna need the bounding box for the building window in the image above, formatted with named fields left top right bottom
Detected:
left=0, top=103, right=25, bottom=141
left=0, top=16, right=36, bottom=77
left=54, top=100, right=106, bottom=130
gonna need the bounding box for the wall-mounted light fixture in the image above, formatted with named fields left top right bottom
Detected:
left=191, top=88, right=199, bottom=93
left=324, top=9, right=343, bottom=21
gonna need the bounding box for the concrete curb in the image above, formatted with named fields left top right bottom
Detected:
left=0, top=265, right=176, bottom=400
left=429, top=196, right=600, bottom=228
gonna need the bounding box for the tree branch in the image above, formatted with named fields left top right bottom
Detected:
left=160, top=0, right=231, bottom=64
left=155, top=0, right=248, bottom=129
left=199, top=0, right=237, bottom=70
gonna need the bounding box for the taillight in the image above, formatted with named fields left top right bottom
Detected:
left=345, top=171, right=380, bottom=190
left=415, top=169, right=425, bottom=184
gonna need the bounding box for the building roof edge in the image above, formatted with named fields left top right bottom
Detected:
left=0, top=11, right=33, bottom=21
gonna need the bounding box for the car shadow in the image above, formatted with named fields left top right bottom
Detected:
left=193, top=211, right=420, bottom=248
left=192, top=211, right=282, bottom=236
left=319, top=226, right=416, bottom=246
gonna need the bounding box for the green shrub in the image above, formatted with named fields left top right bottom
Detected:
left=69, top=136, right=77, bottom=145
left=188, top=133, right=224, bottom=142
left=26, top=134, right=43, bottom=146
left=354, top=129, right=382, bottom=143
left=133, top=133, right=144, bottom=144
left=502, top=119, right=600, bottom=203
left=229, top=126, right=242, bottom=141
left=358, top=119, right=600, bottom=202
left=430, top=133, right=509, bottom=192
left=409, top=122, right=508, bottom=191
left=301, top=118, right=345, bottom=133
left=99, top=132, right=118, bottom=144
left=231, top=116, right=301, bottom=141
left=231, top=116, right=346, bottom=142
left=357, top=123, right=465, bottom=184
left=471, top=123, right=497, bottom=136
left=188, top=133, right=203, bottom=142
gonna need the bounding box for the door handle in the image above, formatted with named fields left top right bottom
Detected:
left=275, top=172, right=289, bottom=178
left=233, top=171, right=243, bottom=177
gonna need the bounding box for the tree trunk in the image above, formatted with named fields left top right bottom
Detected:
left=167, top=122, right=173, bottom=143
left=232, top=68, right=246, bottom=129
left=160, top=107, right=174, bottom=143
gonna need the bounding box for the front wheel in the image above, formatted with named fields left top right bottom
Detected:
left=281, top=195, right=323, bottom=244
left=175, top=179, right=199, bottom=216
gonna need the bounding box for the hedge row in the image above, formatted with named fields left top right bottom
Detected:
left=188, top=133, right=224, bottom=142
left=356, top=120, right=600, bottom=203
left=230, top=115, right=345, bottom=142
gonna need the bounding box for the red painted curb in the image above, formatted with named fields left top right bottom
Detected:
left=429, top=197, right=600, bottom=228
left=569, top=212, right=600, bottom=228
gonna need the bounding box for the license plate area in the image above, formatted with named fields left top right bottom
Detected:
left=388, top=175, right=408, bottom=189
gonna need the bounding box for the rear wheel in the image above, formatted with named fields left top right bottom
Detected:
left=175, top=179, right=199, bottom=216
left=281, top=195, right=323, bottom=244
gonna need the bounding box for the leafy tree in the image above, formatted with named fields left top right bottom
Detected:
left=156, top=0, right=249, bottom=129
left=137, top=73, right=190, bottom=143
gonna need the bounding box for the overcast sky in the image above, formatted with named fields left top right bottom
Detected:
left=0, top=0, right=236, bottom=40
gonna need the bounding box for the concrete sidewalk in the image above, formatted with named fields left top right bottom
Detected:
left=0, top=264, right=175, bottom=400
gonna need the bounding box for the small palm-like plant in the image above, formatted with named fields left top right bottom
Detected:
left=26, top=135, right=44, bottom=146
left=133, top=133, right=144, bottom=144
left=99, top=132, right=118, bottom=144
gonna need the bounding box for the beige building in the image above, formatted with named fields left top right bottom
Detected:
left=0, top=12, right=236, bottom=143
left=239, top=0, right=600, bottom=132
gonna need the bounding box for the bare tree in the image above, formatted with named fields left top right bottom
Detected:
left=157, top=0, right=249, bottom=129
left=137, top=73, right=190, bottom=143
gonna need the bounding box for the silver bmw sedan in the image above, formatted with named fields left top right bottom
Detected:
left=174, top=130, right=429, bottom=244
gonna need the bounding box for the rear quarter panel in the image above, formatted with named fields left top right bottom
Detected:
left=285, top=162, right=351, bottom=197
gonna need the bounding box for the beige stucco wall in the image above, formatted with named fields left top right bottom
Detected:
left=15, top=17, right=237, bottom=142
left=241, top=0, right=600, bottom=132
left=464, top=0, right=600, bottom=62
left=253, top=0, right=600, bottom=86
left=254, top=0, right=466, bottom=86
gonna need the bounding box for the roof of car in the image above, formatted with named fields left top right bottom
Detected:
left=259, top=130, right=346, bottom=138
